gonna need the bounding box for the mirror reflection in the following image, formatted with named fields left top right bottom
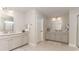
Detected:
left=0, top=10, right=14, bottom=33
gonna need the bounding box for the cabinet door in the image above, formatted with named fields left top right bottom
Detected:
left=8, top=36, right=22, bottom=50
left=61, top=32, right=68, bottom=43
left=15, top=36, right=22, bottom=47
left=0, top=39, right=8, bottom=51
left=21, top=35, right=28, bottom=45
left=8, top=38, right=15, bottom=50
left=50, top=32, right=56, bottom=40
left=46, top=32, right=55, bottom=40
left=46, top=32, right=51, bottom=39
left=55, top=32, right=61, bottom=42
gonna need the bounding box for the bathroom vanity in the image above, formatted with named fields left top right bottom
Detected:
left=46, top=19, right=69, bottom=44
left=46, top=31, right=68, bottom=43
left=0, top=8, right=29, bottom=51
left=0, top=32, right=28, bottom=51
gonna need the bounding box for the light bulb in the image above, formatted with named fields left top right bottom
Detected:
left=52, top=18, right=56, bottom=21
left=57, top=17, right=62, bottom=21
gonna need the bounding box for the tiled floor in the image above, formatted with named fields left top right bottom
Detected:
left=13, top=41, right=79, bottom=51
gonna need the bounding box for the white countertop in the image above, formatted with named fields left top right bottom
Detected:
left=0, top=31, right=28, bottom=40
left=0, top=31, right=28, bottom=36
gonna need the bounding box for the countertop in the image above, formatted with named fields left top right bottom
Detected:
left=0, top=31, right=28, bottom=36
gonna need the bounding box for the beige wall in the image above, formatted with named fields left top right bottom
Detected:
left=25, top=9, right=36, bottom=46
left=62, top=14, right=69, bottom=24
left=14, top=11, right=26, bottom=32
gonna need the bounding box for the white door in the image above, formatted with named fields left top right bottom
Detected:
left=37, top=16, right=43, bottom=43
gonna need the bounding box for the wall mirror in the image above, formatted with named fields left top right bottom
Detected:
left=47, top=17, right=69, bottom=32
left=0, top=8, right=14, bottom=33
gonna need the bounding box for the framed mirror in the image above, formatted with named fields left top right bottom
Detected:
left=0, top=15, right=14, bottom=33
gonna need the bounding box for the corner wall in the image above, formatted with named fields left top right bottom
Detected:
left=14, top=11, right=26, bottom=32
left=69, top=8, right=79, bottom=47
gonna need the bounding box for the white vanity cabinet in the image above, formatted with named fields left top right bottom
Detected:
left=60, top=32, right=69, bottom=43
left=0, top=32, right=28, bottom=51
left=46, top=32, right=68, bottom=43
left=21, top=34, right=28, bottom=45
left=8, top=36, right=22, bottom=50
left=46, top=32, right=55, bottom=40
left=8, top=33, right=28, bottom=50
left=8, top=37, right=17, bottom=50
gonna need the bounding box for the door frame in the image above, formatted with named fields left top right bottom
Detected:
left=76, top=15, right=79, bottom=47
left=36, top=16, right=44, bottom=43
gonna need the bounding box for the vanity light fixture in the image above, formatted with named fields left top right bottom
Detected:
left=0, top=7, right=14, bottom=16
left=52, top=18, right=56, bottom=21
left=7, top=10, right=14, bottom=16
left=52, top=17, right=62, bottom=21
left=8, top=10, right=14, bottom=14
left=57, top=17, right=62, bottom=21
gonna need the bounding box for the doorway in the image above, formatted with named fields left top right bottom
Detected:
left=36, top=16, right=44, bottom=43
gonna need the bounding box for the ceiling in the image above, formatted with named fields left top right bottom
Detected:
left=7, top=7, right=71, bottom=17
